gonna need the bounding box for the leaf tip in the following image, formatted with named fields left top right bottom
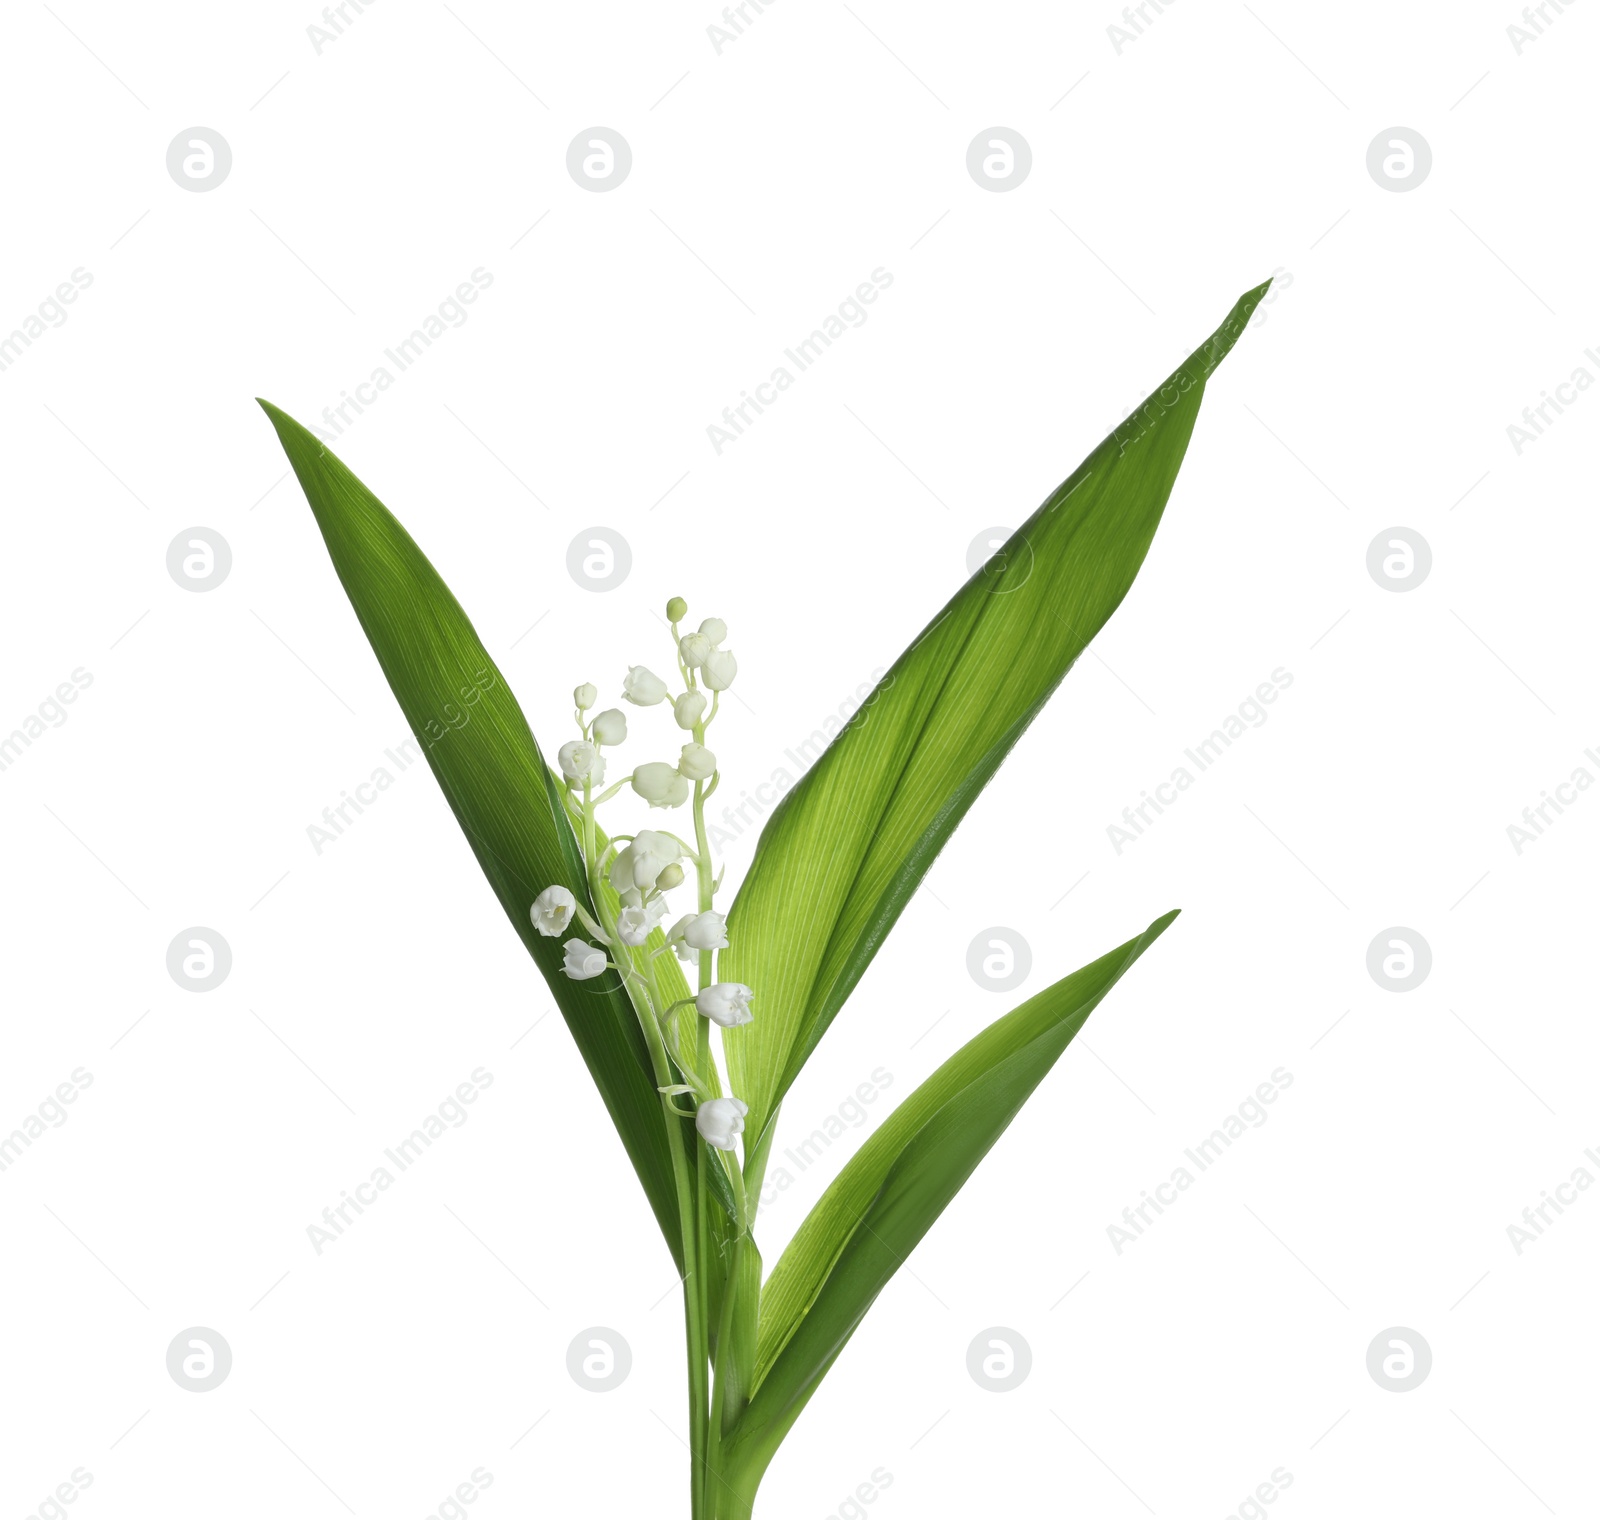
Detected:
left=1187, top=282, right=1272, bottom=381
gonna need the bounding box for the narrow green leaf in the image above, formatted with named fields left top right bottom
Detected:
left=717, top=1234, right=763, bottom=1436
left=720, top=284, right=1268, bottom=1144
left=257, top=400, right=686, bottom=1269
left=722, top=910, right=1177, bottom=1495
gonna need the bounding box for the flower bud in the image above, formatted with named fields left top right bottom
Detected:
left=695, top=1097, right=748, bottom=1150
left=695, top=983, right=753, bottom=1028
left=701, top=648, right=737, bottom=691
left=699, top=617, right=727, bottom=646
left=591, top=708, right=627, bottom=746
left=677, top=743, right=716, bottom=782
left=557, top=740, right=605, bottom=785
left=632, top=762, right=690, bottom=809
left=679, top=631, right=711, bottom=669
left=561, top=938, right=607, bottom=980
left=622, top=666, right=670, bottom=705
left=674, top=690, right=708, bottom=730
left=530, top=885, right=576, bottom=938
left=666, top=596, right=688, bottom=623
left=655, top=862, right=685, bottom=891
left=573, top=683, right=598, bottom=710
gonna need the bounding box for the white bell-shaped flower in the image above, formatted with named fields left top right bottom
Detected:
left=633, top=762, right=690, bottom=809
left=695, top=983, right=753, bottom=1027
left=615, top=903, right=658, bottom=946
left=558, top=740, right=605, bottom=785
left=609, top=830, right=681, bottom=894
left=679, top=631, right=712, bottom=669
left=701, top=649, right=737, bottom=691
left=695, top=1097, right=748, bottom=1150
left=699, top=618, right=727, bottom=646
left=573, top=682, right=598, bottom=710
left=561, top=938, right=607, bottom=980
left=678, top=743, right=716, bottom=782
left=623, top=666, right=670, bottom=706
left=674, top=690, right=707, bottom=731
left=591, top=708, right=627, bottom=745
left=530, top=885, right=576, bottom=938
left=666, top=913, right=696, bottom=953
left=681, top=910, right=729, bottom=951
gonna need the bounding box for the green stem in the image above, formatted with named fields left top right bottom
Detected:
left=582, top=787, right=709, bottom=1516
left=691, top=761, right=717, bottom=1516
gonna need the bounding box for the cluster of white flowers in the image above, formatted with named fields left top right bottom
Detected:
left=527, top=598, right=754, bottom=1156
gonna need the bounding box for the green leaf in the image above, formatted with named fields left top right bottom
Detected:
left=722, top=910, right=1177, bottom=1496
left=716, top=1233, right=763, bottom=1436
left=257, top=400, right=687, bottom=1270
left=719, top=284, right=1268, bottom=1144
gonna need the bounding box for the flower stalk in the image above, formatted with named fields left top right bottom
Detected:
left=533, top=602, right=754, bottom=1518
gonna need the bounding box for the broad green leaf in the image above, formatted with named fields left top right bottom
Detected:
left=720, top=284, right=1268, bottom=1145
left=258, top=401, right=687, bottom=1269
left=721, top=910, right=1177, bottom=1497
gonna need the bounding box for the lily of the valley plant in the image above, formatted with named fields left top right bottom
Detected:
left=259, top=282, right=1269, bottom=1517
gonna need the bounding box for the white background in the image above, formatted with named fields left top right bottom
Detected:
left=1, top=3, right=1595, bottom=1517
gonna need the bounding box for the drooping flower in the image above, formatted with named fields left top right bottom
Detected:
left=699, top=617, right=727, bottom=646
left=614, top=889, right=667, bottom=946
left=558, top=740, right=605, bottom=785
left=674, top=690, right=707, bottom=731
left=633, top=762, right=690, bottom=809
left=701, top=649, right=737, bottom=691
left=561, top=938, right=607, bottom=980
left=591, top=708, right=627, bottom=745
left=695, top=983, right=753, bottom=1027
left=655, top=862, right=685, bottom=891
left=530, top=885, right=577, bottom=938
left=695, top=1097, right=748, bottom=1150
left=573, top=682, right=598, bottom=710
left=680, top=910, right=729, bottom=951
left=679, top=631, right=712, bottom=669
left=622, top=666, right=670, bottom=706
left=609, top=830, right=681, bottom=894
left=678, top=743, right=716, bottom=781
left=615, top=904, right=656, bottom=946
